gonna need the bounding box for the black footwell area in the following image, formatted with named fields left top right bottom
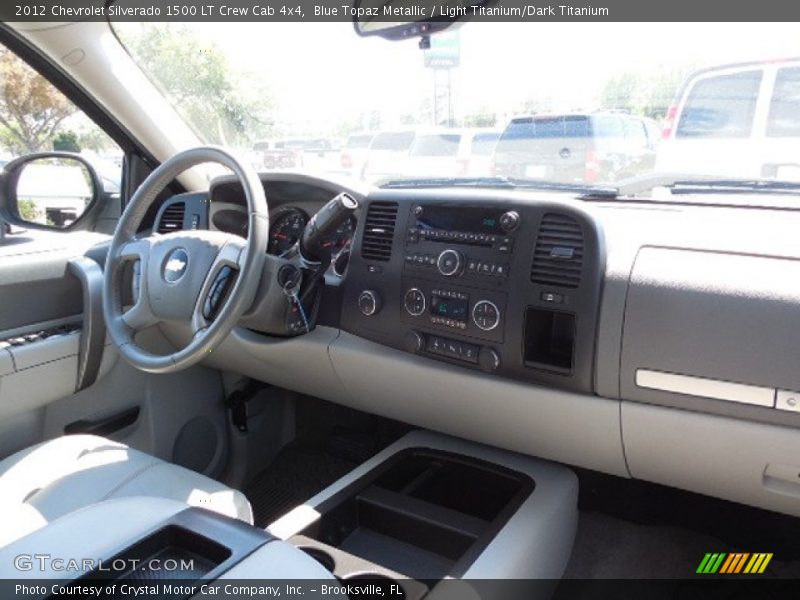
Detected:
left=244, top=396, right=411, bottom=528
left=245, top=443, right=356, bottom=527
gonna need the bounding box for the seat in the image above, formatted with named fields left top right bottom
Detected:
left=0, top=434, right=252, bottom=547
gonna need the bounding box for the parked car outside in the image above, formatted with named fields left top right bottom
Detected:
left=656, top=58, right=800, bottom=181
left=401, top=128, right=500, bottom=179
left=252, top=139, right=302, bottom=169
left=361, top=129, right=416, bottom=183
left=339, top=132, right=374, bottom=178
left=493, top=112, right=658, bottom=184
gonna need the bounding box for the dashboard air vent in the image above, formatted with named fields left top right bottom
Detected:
left=157, top=202, right=186, bottom=234
left=530, top=213, right=584, bottom=288
left=361, top=201, right=398, bottom=262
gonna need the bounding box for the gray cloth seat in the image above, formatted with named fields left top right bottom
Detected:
left=0, top=434, right=252, bottom=547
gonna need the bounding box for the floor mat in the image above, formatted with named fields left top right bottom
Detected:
left=244, top=444, right=357, bottom=527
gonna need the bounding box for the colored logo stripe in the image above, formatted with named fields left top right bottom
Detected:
left=744, top=553, right=773, bottom=574
left=697, top=552, right=773, bottom=574
left=720, top=553, right=749, bottom=573
left=697, top=553, right=726, bottom=574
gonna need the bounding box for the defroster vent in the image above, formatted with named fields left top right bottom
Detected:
left=157, top=201, right=186, bottom=233
left=361, top=201, right=398, bottom=262
left=530, top=213, right=584, bottom=288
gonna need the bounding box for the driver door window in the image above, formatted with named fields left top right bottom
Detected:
left=0, top=44, right=122, bottom=230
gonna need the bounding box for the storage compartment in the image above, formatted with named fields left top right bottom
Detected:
left=299, top=449, right=533, bottom=580
left=74, top=507, right=269, bottom=594
left=92, top=525, right=231, bottom=582
left=523, top=308, right=575, bottom=371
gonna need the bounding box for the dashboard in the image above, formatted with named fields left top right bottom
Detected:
left=151, top=171, right=800, bottom=519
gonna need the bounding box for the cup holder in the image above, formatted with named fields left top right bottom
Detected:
left=299, top=546, right=336, bottom=572
left=342, top=573, right=406, bottom=599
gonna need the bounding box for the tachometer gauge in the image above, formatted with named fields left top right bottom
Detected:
left=268, top=208, right=308, bottom=256
left=321, top=215, right=357, bottom=255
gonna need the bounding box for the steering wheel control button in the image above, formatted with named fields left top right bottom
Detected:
left=404, top=288, right=426, bottom=316
left=358, top=290, right=381, bottom=316
left=437, top=249, right=464, bottom=276
left=473, top=300, right=501, bottom=331
left=499, top=211, right=520, bottom=233
left=203, top=266, right=235, bottom=321
left=163, top=248, right=189, bottom=283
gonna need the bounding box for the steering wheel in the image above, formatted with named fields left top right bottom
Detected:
left=103, top=147, right=268, bottom=374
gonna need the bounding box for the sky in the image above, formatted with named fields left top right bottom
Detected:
left=117, top=21, right=800, bottom=136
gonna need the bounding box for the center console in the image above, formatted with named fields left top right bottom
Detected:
left=342, top=190, right=604, bottom=392
left=269, top=431, right=578, bottom=597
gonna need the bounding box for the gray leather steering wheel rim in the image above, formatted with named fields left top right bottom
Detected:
left=103, top=146, right=268, bottom=374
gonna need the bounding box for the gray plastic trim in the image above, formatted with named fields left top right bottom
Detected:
left=328, top=332, right=627, bottom=477
left=622, top=401, right=800, bottom=518
left=68, top=256, right=106, bottom=391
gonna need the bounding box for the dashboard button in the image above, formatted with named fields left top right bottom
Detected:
left=445, top=340, right=461, bottom=358
left=777, top=390, right=800, bottom=412
left=541, top=291, right=564, bottom=304
left=427, top=336, right=444, bottom=354
left=462, top=344, right=478, bottom=363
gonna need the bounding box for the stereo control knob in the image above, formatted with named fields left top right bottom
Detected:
left=404, top=331, right=424, bottom=354
left=403, top=288, right=426, bottom=316
left=437, top=249, right=464, bottom=277
left=358, top=290, right=381, bottom=316
left=499, top=211, right=520, bottom=233
left=478, top=347, right=501, bottom=373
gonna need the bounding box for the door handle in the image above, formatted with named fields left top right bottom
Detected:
left=68, top=256, right=106, bottom=392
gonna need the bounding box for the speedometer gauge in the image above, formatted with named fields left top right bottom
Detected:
left=268, top=208, right=308, bottom=256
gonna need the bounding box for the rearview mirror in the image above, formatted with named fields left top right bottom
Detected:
left=353, top=0, right=494, bottom=41
left=4, top=153, right=101, bottom=230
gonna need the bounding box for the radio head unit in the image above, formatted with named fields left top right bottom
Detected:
left=414, top=205, right=519, bottom=237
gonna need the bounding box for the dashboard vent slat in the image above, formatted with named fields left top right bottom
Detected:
left=530, top=213, right=584, bottom=288
left=361, top=202, right=398, bottom=262
left=157, top=202, right=186, bottom=234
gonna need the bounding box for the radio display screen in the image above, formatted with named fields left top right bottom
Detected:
left=431, top=294, right=469, bottom=321
left=416, top=206, right=505, bottom=234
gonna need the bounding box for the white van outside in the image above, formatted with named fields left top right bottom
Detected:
left=657, top=58, right=800, bottom=181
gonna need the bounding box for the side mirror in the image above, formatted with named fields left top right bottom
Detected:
left=4, top=152, right=101, bottom=230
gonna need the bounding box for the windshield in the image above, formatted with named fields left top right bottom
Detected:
left=115, top=22, right=800, bottom=189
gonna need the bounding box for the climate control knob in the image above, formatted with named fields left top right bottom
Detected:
left=472, top=300, right=501, bottom=331
left=358, top=290, right=381, bottom=316
left=437, top=249, right=464, bottom=277
left=403, top=288, right=426, bottom=316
